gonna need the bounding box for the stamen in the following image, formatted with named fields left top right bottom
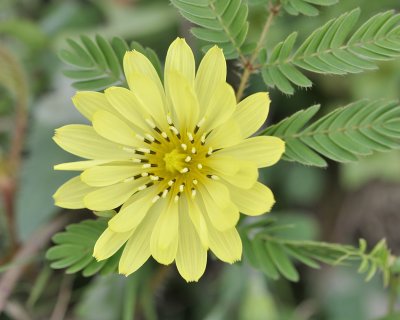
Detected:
left=145, top=118, right=156, bottom=128
left=187, top=132, right=194, bottom=142
left=138, top=184, right=147, bottom=191
left=136, top=134, right=145, bottom=141
left=197, top=163, right=203, bottom=169
left=137, top=148, right=151, bottom=154
left=150, top=175, right=160, bottom=181
left=191, top=188, right=196, bottom=198
left=145, top=134, right=155, bottom=142
left=123, top=147, right=136, bottom=153
left=207, top=174, right=219, bottom=180
left=132, top=159, right=142, bottom=163
left=191, top=147, right=196, bottom=154
left=181, top=143, right=187, bottom=151
left=154, top=127, right=162, bottom=134
left=141, top=172, right=149, bottom=177
left=207, top=147, right=213, bottom=156
left=185, top=156, right=192, bottom=163
left=152, top=195, right=160, bottom=203
left=161, top=132, right=170, bottom=141
left=196, top=117, right=206, bottom=129
left=192, top=179, right=198, bottom=185
left=124, top=177, right=134, bottom=182
left=168, top=179, right=175, bottom=186
left=162, top=189, right=169, bottom=198
left=169, top=126, right=180, bottom=136
left=167, top=114, right=173, bottom=125
left=180, top=167, right=189, bottom=173
left=142, top=163, right=151, bottom=168
left=179, top=184, right=185, bottom=192
left=174, top=195, right=179, bottom=202
left=201, top=134, right=206, bottom=145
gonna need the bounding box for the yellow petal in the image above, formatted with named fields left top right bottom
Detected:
left=123, top=50, right=164, bottom=97
left=204, top=155, right=239, bottom=177
left=198, top=181, right=239, bottom=231
left=119, top=200, right=161, bottom=276
left=150, top=199, right=179, bottom=264
left=130, top=74, right=167, bottom=126
left=176, top=201, right=207, bottom=282
left=220, top=161, right=258, bottom=189
left=53, top=125, right=131, bottom=160
left=195, top=45, right=226, bottom=115
left=205, top=119, right=242, bottom=149
left=81, top=165, right=144, bottom=187
left=84, top=178, right=147, bottom=210
left=202, top=82, right=236, bottom=133
left=205, top=215, right=242, bottom=263
left=54, top=160, right=111, bottom=171
left=104, top=87, right=151, bottom=133
left=233, top=92, right=270, bottom=138
left=167, top=71, right=199, bottom=130
left=227, top=182, right=275, bottom=216
left=217, top=136, right=285, bottom=168
left=108, top=187, right=156, bottom=232
left=53, top=176, right=95, bottom=209
left=92, top=110, right=138, bottom=146
left=186, top=197, right=208, bottom=247
left=72, top=91, right=115, bottom=121
left=165, top=38, right=195, bottom=87
left=93, top=227, right=133, bottom=261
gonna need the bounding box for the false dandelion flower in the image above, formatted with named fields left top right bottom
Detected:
left=53, top=38, right=285, bottom=281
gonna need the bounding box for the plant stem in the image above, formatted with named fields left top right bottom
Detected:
left=236, top=4, right=281, bottom=101
left=0, top=215, right=69, bottom=312
left=123, top=275, right=138, bottom=320
left=388, top=274, right=400, bottom=315
left=0, top=47, right=29, bottom=252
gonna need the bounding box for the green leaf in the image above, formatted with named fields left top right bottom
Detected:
left=241, top=219, right=391, bottom=283
left=261, top=9, right=400, bottom=94
left=263, top=100, right=400, bottom=166
left=46, top=219, right=120, bottom=276
left=282, top=0, right=338, bottom=17
left=266, top=241, right=299, bottom=281
left=170, top=0, right=249, bottom=59
left=60, top=36, right=164, bottom=91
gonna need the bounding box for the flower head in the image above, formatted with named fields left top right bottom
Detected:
left=53, top=38, right=284, bottom=281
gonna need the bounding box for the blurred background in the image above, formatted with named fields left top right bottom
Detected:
left=0, top=0, right=400, bottom=319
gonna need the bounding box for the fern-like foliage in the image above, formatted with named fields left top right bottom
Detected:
left=263, top=100, right=400, bottom=167
left=261, top=9, right=400, bottom=94
left=282, top=0, right=338, bottom=17
left=46, top=219, right=121, bottom=277
left=60, top=36, right=162, bottom=91
left=170, top=0, right=249, bottom=59
left=241, top=219, right=391, bottom=283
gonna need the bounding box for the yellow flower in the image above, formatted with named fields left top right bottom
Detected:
left=53, top=38, right=285, bottom=282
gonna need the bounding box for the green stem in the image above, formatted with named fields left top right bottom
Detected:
left=388, top=274, right=400, bottom=315
left=236, top=4, right=281, bottom=101
left=123, top=276, right=138, bottom=320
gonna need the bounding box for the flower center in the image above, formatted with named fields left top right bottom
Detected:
left=163, top=149, right=186, bottom=173
left=123, top=115, right=218, bottom=203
